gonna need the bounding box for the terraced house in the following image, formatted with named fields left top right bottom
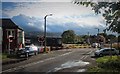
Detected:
left=1, top=19, right=25, bottom=53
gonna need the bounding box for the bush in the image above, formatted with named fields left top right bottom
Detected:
left=96, top=56, right=120, bottom=71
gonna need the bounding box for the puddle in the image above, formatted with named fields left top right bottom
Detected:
left=53, top=60, right=89, bottom=72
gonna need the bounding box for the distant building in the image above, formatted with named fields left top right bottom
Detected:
left=25, top=35, right=62, bottom=48
left=1, top=19, right=25, bottom=53
left=46, top=36, right=62, bottom=47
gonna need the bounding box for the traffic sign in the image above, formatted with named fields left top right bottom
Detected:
left=38, top=36, right=44, bottom=42
left=8, top=35, right=14, bottom=42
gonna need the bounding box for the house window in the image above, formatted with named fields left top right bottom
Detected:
left=7, top=29, right=15, bottom=38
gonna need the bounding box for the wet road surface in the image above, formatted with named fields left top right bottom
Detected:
left=2, top=48, right=97, bottom=72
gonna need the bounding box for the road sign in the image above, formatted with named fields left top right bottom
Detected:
left=8, top=35, right=14, bottom=42
left=38, top=36, right=44, bottom=42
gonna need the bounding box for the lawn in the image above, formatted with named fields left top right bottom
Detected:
left=88, top=56, right=120, bottom=72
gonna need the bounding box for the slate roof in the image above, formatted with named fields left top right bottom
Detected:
left=0, top=18, right=23, bottom=30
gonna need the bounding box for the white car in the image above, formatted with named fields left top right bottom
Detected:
left=17, top=44, right=38, bottom=58
left=92, top=43, right=100, bottom=48
left=94, top=48, right=119, bottom=57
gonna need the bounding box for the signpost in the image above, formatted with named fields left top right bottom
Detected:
left=8, top=35, right=14, bottom=54
left=38, top=36, right=45, bottom=52
left=38, top=36, right=44, bottom=43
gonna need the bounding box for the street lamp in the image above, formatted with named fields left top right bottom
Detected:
left=44, top=14, right=52, bottom=52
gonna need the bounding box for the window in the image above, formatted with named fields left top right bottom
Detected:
left=7, top=29, right=15, bottom=38
left=103, top=49, right=109, bottom=52
left=111, top=49, right=115, bottom=51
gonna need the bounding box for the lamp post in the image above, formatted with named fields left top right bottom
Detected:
left=44, top=14, right=52, bottom=52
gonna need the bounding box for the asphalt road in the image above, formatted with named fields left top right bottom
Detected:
left=2, top=48, right=97, bottom=73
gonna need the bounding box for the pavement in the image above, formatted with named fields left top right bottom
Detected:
left=2, top=58, right=27, bottom=65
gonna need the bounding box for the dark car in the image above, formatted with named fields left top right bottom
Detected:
left=17, top=45, right=38, bottom=58
left=94, top=48, right=119, bottom=57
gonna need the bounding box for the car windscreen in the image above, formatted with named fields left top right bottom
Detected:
left=25, top=47, right=30, bottom=50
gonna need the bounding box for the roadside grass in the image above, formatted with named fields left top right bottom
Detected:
left=0, top=53, right=17, bottom=60
left=88, top=56, right=120, bottom=72
left=0, top=53, right=8, bottom=60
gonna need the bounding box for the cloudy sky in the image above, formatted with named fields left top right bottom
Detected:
left=1, top=0, right=108, bottom=35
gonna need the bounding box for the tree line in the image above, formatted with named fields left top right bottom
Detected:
left=61, top=30, right=119, bottom=44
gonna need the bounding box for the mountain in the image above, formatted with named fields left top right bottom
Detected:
left=12, top=14, right=42, bottom=32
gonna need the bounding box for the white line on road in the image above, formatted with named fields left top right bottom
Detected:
left=2, top=51, right=74, bottom=72
left=47, top=49, right=94, bottom=73
left=2, top=48, right=95, bottom=73
left=82, top=49, right=93, bottom=60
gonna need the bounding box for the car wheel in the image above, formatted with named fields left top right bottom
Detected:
left=26, top=53, right=29, bottom=58
left=34, top=52, right=37, bottom=55
left=99, top=53, right=103, bottom=57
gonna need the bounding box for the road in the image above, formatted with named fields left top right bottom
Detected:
left=2, top=48, right=97, bottom=73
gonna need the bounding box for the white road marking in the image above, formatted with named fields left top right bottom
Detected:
left=2, top=49, right=95, bottom=72
left=82, top=49, right=94, bottom=60
left=2, top=51, right=74, bottom=72
left=48, top=60, right=89, bottom=72
left=77, top=69, right=86, bottom=72
left=47, top=49, right=94, bottom=73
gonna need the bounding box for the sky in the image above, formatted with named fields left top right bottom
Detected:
left=1, top=0, right=110, bottom=35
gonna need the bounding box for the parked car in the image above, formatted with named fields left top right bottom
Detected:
left=94, top=48, right=119, bottom=57
left=17, top=44, right=38, bottom=58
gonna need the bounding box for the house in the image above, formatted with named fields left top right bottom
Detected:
left=1, top=19, right=25, bottom=53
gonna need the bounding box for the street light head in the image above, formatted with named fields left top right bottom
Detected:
left=47, top=14, right=52, bottom=16
left=44, top=14, right=53, bottom=19
left=49, top=14, right=52, bottom=16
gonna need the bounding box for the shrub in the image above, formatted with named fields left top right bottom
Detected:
left=96, top=56, right=120, bottom=71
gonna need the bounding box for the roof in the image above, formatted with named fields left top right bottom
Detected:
left=1, top=18, right=23, bottom=31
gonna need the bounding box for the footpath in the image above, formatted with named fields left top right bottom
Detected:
left=2, top=58, right=27, bottom=65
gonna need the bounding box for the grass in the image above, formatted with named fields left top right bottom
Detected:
left=0, top=53, right=8, bottom=60
left=88, top=56, right=120, bottom=72
left=96, top=56, right=118, bottom=63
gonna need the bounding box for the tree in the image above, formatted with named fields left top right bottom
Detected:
left=107, top=34, right=117, bottom=42
left=61, top=30, right=76, bottom=44
left=74, top=1, right=120, bottom=33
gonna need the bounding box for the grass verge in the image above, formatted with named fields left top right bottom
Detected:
left=0, top=53, right=8, bottom=60
left=88, top=56, right=120, bottom=72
